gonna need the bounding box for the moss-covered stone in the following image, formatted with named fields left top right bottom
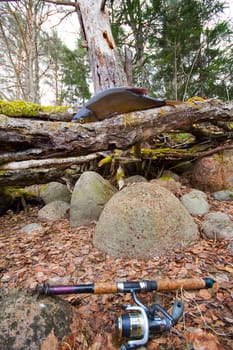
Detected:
left=70, top=171, right=117, bottom=227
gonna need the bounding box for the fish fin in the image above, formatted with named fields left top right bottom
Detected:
left=165, top=100, right=183, bottom=106
left=126, top=87, right=149, bottom=95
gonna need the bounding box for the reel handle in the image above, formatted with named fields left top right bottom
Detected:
left=172, top=300, right=184, bottom=324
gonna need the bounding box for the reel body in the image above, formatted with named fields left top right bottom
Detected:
left=116, top=291, right=184, bottom=349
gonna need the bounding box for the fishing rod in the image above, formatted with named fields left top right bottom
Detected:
left=34, top=277, right=214, bottom=350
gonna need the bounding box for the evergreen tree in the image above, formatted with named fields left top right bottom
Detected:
left=110, top=0, right=233, bottom=101
left=41, top=31, right=90, bottom=105
left=60, top=39, right=90, bottom=105
left=151, top=0, right=232, bottom=100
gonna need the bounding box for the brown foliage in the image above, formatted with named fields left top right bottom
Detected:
left=0, top=189, right=232, bottom=349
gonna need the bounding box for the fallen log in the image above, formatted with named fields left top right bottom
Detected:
left=0, top=154, right=100, bottom=187
left=0, top=99, right=232, bottom=187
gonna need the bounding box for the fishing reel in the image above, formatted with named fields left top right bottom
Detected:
left=116, top=291, right=184, bottom=350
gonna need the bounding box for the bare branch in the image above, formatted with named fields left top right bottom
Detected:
left=41, top=0, right=78, bottom=8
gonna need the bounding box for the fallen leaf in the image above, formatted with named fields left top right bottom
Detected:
left=41, top=329, right=58, bottom=350
left=185, top=328, right=225, bottom=350
left=224, top=266, right=233, bottom=273
left=198, top=289, right=213, bottom=300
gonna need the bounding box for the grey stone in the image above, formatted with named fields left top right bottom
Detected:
left=227, top=241, right=233, bottom=252
left=202, top=211, right=233, bottom=240
left=150, top=177, right=181, bottom=193
left=180, top=189, right=210, bottom=215
left=38, top=200, right=70, bottom=221
left=191, top=150, right=233, bottom=192
left=124, top=175, right=148, bottom=185
left=21, top=223, right=43, bottom=237
left=211, top=189, right=233, bottom=201
left=40, top=181, right=71, bottom=204
left=70, top=171, right=117, bottom=227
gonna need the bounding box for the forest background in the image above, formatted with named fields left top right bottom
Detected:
left=0, top=0, right=232, bottom=107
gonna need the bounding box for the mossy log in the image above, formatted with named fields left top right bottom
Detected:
left=0, top=99, right=74, bottom=121
left=0, top=99, right=233, bottom=187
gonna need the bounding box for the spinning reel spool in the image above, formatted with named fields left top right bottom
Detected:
left=116, top=291, right=184, bottom=349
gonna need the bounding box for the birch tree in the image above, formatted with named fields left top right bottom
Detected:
left=45, top=0, right=128, bottom=92
left=76, top=0, right=128, bottom=91
left=0, top=0, right=47, bottom=102
left=0, top=0, right=74, bottom=103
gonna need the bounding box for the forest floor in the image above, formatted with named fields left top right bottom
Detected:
left=0, top=190, right=232, bottom=350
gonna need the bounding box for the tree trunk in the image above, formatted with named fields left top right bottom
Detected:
left=77, top=0, right=128, bottom=92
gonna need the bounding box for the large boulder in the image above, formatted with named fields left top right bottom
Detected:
left=191, top=150, right=233, bottom=192
left=0, top=289, right=82, bottom=350
left=93, top=183, right=198, bottom=259
left=70, top=171, right=117, bottom=227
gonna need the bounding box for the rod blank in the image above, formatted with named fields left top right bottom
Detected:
left=34, top=277, right=214, bottom=296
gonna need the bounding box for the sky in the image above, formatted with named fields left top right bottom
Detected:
left=44, top=7, right=79, bottom=50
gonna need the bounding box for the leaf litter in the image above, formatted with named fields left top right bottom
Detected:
left=0, top=194, right=232, bottom=350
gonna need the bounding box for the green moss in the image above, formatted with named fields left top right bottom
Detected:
left=159, top=175, right=170, bottom=181
left=158, top=108, right=166, bottom=115
left=3, top=186, right=23, bottom=197
left=187, top=96, right=205, bottom=103
left=116, top=170, right=124, bottom=181
left=3, top=186, right=37, bottom=200
left=162, top=132, right=195, bottom=144
left=40, top=105, right=70, bottom=113
left=0, top=99, right=70, bottom=117
left=40, top=184, right=48, bottom=192
left=0, top=100, right=40, bottom=117
left=123, top=113, right=134, bottom=125
left=98, top=155, right=113, bottom=167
